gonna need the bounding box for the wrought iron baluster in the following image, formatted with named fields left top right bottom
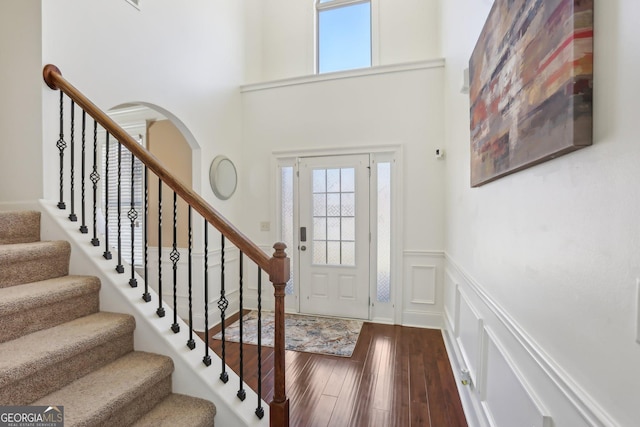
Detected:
left=128, top=151, right=138, bottom=288
left=103, top=133, right=112, bottom=260
left=56, top=91, right=66, bottom=210
left=68, top=100, right=77, bottom=222
left=142, top=166, right=151, bottom=302
left=255, top=266, right=264, bottom=419
left=218, top=234, right=228, bottom=382
left=203, top=220, right=212, bottom=366
left=237, top=251, right=246, bottom=401
left=115, top=142, right=124, bottom=273
left=79, top=111, right=88, bottom=233
left=90, top=120, right=100, bottom=246
left=171, top=191, right=180, bottom=333
left=187, top=206, right=195, bottom=350
left=157, top=178, right=165, bottom=317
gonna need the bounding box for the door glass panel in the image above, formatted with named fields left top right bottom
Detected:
left=341, top=193, right=355, bottom=216
left=342, top=241, right=355, bottom=265
left=313, top=240, right=327, bottom=264
left=342, top=217, right=355, bottom=240
left=327, top=241, right=341, bottom=264
left=327, top=193, right=341, bottom=216
left=312, top=166, right=357, bottom=266
left=313, top=194, right=326, bottom=216
left=313, top=169, right=326, bottom=193
left=377, top=162, right=391, bottom=302
left=341, top=168, right=355, bottom=192
left=327, top=217, right=340, bottom=241
left=313, top=217, right=327, bottom=240
left=281, top=166, right=295, bottom=295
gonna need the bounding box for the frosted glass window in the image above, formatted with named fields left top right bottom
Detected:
left=312, top=167, right=356, bottom=266
left=377, top=162, right=391, bottom=302
left=281, top=167, right=295, bottom=295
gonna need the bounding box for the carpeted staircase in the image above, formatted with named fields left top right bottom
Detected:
left=0, top=210, right=216, bottom=426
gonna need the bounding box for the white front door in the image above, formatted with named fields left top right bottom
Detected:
left=298, top=154, right=370, bottom=319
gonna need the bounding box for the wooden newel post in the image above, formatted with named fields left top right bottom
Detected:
left=269, top=242, right=290, bottom=427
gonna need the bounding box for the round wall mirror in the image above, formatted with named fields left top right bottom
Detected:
left=209, top=155, right=237, bottom=200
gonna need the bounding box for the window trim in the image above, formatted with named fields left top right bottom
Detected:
left=315, top=0, right=377, bottom=74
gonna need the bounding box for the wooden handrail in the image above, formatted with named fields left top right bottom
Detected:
left=43, top=64, right=290, bottom=426
left=43, top=64, right=270, bottom=272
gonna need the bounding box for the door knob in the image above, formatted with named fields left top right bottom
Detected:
left=300, top=245, right=307, bottom=251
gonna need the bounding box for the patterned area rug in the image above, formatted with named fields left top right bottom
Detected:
left=212, top=311, right=363, bottom=357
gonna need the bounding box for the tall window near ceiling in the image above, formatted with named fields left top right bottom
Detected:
left=316, top=0, right=372, bottom=74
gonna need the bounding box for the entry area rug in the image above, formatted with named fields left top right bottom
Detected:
left=212, top=311, right=363, bottom=357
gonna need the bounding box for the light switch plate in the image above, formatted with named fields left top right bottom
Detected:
left=260, top=221, right=270, bottom=232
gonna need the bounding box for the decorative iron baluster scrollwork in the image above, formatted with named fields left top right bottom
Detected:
left=187, top=206, right=195, bottom=350
left=237, top=251, right=246, bottom=401
left=115, top=142, right=124, bottom=273
left=218, top=234, right=229, bottom=383
left=171, top=191, right=180, bottom=333
left=56, top=91, right=66, bottom=210
left=79, top=110, right=88, bottom=234
left=142, top=165, right=151, bottom=302
left=203, top=220, right=212, bottom=367
left=128, top=151, right=138, bottom=288
left=103, top=133, right=112, bottom=260
left=255, top=266, right=264, bottom=419
left=156, top=178, right=165, bottom=318
left=90, top=120, right=100, bottom=246
left=68, top=100, right=77, bottom=222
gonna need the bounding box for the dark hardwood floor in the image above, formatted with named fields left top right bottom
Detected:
left=199, top=319, right=468, bottom=427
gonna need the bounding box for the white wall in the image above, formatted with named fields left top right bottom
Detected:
left=244, top=0, right=441, bottom=82
left=0, top=0, right=43, bottom=203
left=40, top=0, right=246, bottom=223
left=442, top=0, right=640, bottom=425
left=241, top=64, right=446, bottom=325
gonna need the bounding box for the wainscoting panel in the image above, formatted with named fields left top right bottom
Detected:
left=481, top=328, right=551, bottom=427
left=457, top=289, right=483, bottom=386
left=402, top=251, right=444, bottom=328
left=443, top=254, right=617, bottom=427
left=444, top=268, right=460, bottom=335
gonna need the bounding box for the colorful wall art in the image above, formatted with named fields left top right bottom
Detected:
left=469, top=0, right=593, bottom=187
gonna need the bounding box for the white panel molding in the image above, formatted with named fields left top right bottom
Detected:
left=444, top=253, right=618, bottom=427
left=402, top=251, right=445, bottom=328
left=410, top=265, right=436, bottom=304
left=456, top=289, right=484, bottom=387
left=481, top=327, right=552, bottom=427
left=444, top=268, right=460, bottom=334
left=241, top=59, right=445, bottom=93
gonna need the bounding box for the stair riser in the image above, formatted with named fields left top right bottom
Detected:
left=96, top=376, right=173, bottom=427
left=0, top=334, right=134, bottom=405
left=0, top=293, right=99, bottom=344
left=0, top=211, right=40, bottom=244
left=0, top=244, right=70, bottom=288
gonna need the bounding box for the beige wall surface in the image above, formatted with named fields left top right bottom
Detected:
left=147, top=120, right=192, bottom=248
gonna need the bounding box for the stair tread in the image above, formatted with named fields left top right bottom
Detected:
left=0, top=312, right=135, bottom=387
left=131, top=393, right=216, bottom=427
left=0, top=275, right=100, bottom=315
left=0, top=211, right=40, bottom=244
left=32, top=352, right=174, bottom=426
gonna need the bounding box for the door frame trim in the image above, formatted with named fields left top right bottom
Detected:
left=273, top=144, right=403, bottom=323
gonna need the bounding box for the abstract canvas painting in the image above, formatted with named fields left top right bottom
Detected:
left=469, top=0, right=593, bottom=187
